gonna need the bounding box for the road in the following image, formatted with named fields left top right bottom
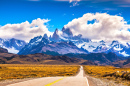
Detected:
left=7, top=66, right=89, bottom=86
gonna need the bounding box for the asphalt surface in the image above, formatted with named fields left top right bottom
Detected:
left=7, top=66, right=89, bottom=86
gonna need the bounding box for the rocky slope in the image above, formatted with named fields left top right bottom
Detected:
left=111, top=57, right=130, bottom=68
left=0, top=47, right=94, bottom=65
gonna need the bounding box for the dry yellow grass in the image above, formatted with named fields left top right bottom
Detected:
left=83, top=65, right=130, bottom=86
left=0, top=64, right=80, bottom=80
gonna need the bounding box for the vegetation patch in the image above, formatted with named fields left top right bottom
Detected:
left=0, top=64, right=79, bottom=80
left=83, top=65, right=130, bottom=86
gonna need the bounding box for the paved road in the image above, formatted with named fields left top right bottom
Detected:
left=7, top=66, right=89, bottom=86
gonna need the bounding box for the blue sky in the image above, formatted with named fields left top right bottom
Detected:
left=0, top=0, right=130, bottom=32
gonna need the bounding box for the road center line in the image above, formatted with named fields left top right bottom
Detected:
left=44, top=77, right=66, bottom=86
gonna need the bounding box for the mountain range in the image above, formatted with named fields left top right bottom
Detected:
left=0, top=47, right=95, bottom=65
left=0, top=29, right=128, bottom=67
left=17, top=27, right=130, bottom=57
left=0, top=46, right=129, bottom=67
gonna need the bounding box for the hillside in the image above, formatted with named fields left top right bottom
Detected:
left=0, top=47, right=94, bottom=65
left=111, top=57, right=130, bottom=68
left=0, top=47, right=129, bottom=67
left=64, top=52, right=126, bottom=65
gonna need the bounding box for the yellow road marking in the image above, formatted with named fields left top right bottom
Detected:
left=45, top=77, right=66, bottom=86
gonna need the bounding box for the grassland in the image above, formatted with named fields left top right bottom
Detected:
left=83, top=65, right=130, bottom=86
left=0, top=64, right=80, bottom=80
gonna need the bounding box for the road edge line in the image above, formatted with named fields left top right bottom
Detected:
left=86, top=77, right=89, bottom=86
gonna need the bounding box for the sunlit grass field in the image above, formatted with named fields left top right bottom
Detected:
left=83, top=65, right=130, bottom=86
left=0, top=64, right=80, bottom=80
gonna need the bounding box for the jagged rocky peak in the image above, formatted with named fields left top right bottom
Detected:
left=54, top=28, right=58, bottom=34
left=29, top=35, right=42, bottom=43
left=41, top=37, right=50, bottom=44
left=112, top=40, right=119, bottom=43
left=62, top=27, right=73, bottom=37
left=72, top=34, right=82, bottom=40
left=43, top=33, right=48, bottom=39
left=51, top=28, right=59, bottom=42
left=100, top=40, right=105, bottom=44
left=111, top=40, right=119, bottom=46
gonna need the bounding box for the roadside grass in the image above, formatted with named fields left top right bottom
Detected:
left=83, top=65, right=130, bottom=86
left=0, top=64, right=80, bottom=80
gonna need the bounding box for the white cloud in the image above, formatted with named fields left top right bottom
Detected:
left=55, top=0, right=80, bottom=7
left=64, top=13, right=130, bottom=42
left=70, top=1, right=79, bottom=7
left=0, top=18, right=52, bottom=42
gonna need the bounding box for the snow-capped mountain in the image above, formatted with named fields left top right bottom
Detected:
left=18, top=34, right=87, bottom=55
left=18, top=27, right=130, bottom=56
left=0, top=38, right=26, bottom=54
left=79, top=40, right=130, bottom=56
left=18, top=35, right=50, bottom=55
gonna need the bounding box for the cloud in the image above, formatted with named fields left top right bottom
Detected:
left=70, top=1, right=79, bottom=7
left=64, top=13, right=130, bottom=42
left=0, top=18, right=52, bottom=42
left=54, top=0, right=130, bottom=8
left=55, top=0, right=80, bottom=7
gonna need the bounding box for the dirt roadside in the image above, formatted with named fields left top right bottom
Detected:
left=83, top=70, right=125, bottom=86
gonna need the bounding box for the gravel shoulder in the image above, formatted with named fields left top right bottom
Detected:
left=83, top=71, right=125, bottom=86
left=86, top=75, right=125, bottom=86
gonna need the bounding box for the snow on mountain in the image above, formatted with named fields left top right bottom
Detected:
left=18, top=27, right=130, bottom=56
left=18, top=36, right=50, bottom=55
left=18, top=35, right=87, bottom=55
left=119, top=51, right=129, bottom=57
left=40, top=41, right=87, bottom=54
left=0, top=38, right=26, bottom=54
left=79, top=39, right=130, bottom=56
left=3, top=47, right=19, bottom=54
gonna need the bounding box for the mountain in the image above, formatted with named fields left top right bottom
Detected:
left=0, top=38, right=26, bottom=54
left=0, top=47, right=8, bottom=53
left=18, top=35, right=88, bottom=55
left=0, top=47, right=128, bottom=67
left=18, top=27, right=130, bottom=56
left=76, top=40, right=130, bottom=57
left=50, top=28, right=59, bottom=42
left=62, top=27, right=73, bottom=37
left=0, top=49, right=95, bottom=65
left=64, top=52, right=126, bottom=65
left=49, top=27, right=130, bottom=57
left=111, top=57, right=130, bottom=68
left=18, top=36, right=50, bottom=55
